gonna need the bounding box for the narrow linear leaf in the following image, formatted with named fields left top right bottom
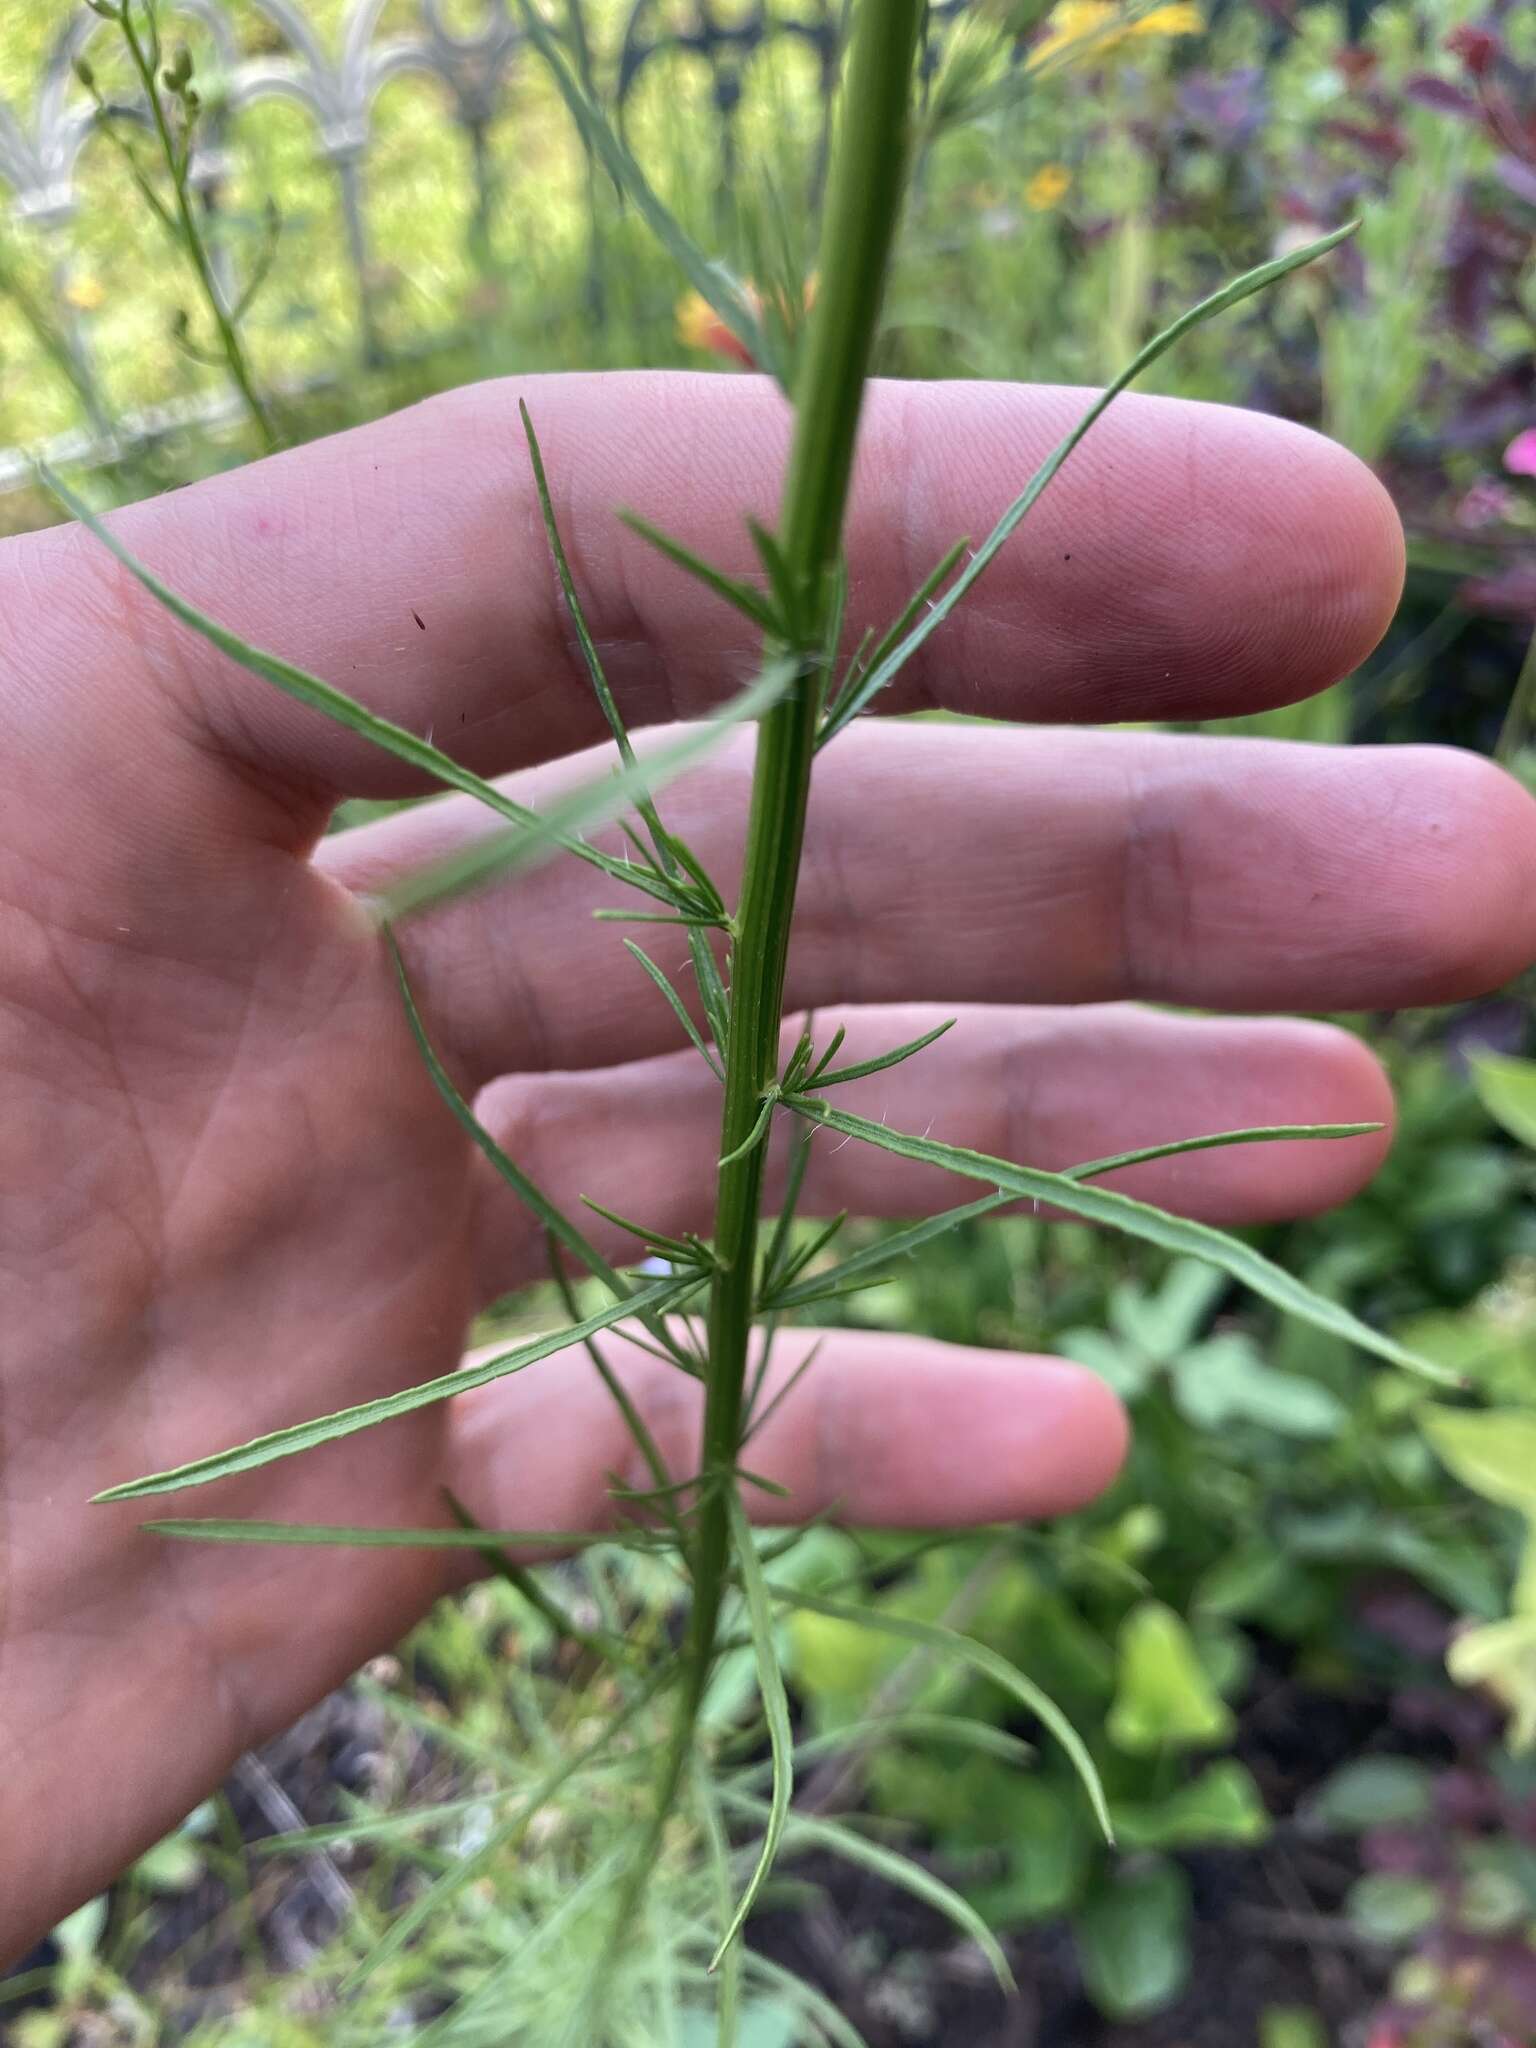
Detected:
left=819, top=536, right=967, bottom=741
left=765, top=1192, right=1009, bottom=1310
left=719, top=1090, right=779, bottom=1169
left=713, top=1494, right=794, bottom=1970
left=625, top=942, right=724, bottom=1079
left=620, top=511, right=782, bottom=635
left=809, top=1018, right=955, bottom=1090
left=737, top=1712, right=1035, bottom=1782
left=580, top=1194, right=708, bottom=1262
left=141, top=1518, right=672, bottom=1549
left=41, top=463, right=652, bottom=900
left=768, top=1210, right=848, bottom=1297
left=692, top=1761, right=744, bottom=2047
left=1067, top=1121, right=1381, bottom=1183
left=380, top=663, right=793, bottom=920
left=745, top=1337, right=825, bottom=1445
left=768, top=1123, right=1377, bottom=1311
left=396, top=940, right=697, bottom=1382
left=521, top=399, right=637, bottom=765
left=443, top=1486, right=633, bottom=1662
left=760, top=1123, right=815, bottom=1298
left=390, top=933, right=626, bottom=1288
left=96, top=1274, right=700, bottom=1500
left=728, top=1796, right=1014, bottom=1992
left=690, top=925, right=733, bottom=1057
left=818, top=223, right=1358, bottom=743
left=512, top=0, right=774, bottom=383
left=801, top=1025, right=846, bottom=1089
left=786, top=1099, right=1451, bottom=1383
left=777, top=1585, right=1112, bottom=1843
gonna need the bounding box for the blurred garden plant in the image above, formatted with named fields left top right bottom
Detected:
left=36, top=1, right=1458, bottom=2036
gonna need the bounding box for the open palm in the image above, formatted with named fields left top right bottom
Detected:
left=4, top=370, right=1534, bottom=1961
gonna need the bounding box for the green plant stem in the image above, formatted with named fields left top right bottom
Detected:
left=597, top=4, right=925, bottom=1988
left=120, top=3, right=276, bottom=453
left=691, top=0, right=925, bottom=1772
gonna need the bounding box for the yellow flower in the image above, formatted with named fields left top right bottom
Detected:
left=1029, top=0, right=1203, bottom=67
left=62, top=273, right=106, bottom=313
left=1024, top=163, right=1072, bottom=210
left=1130, top=3, right=1204, bottom=33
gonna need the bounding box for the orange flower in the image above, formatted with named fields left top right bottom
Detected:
left=676, top=276, right=817, bottom=369
left=676, top=288, right=757, bottom=366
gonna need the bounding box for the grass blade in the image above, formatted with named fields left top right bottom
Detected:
left=776, top=1585, right=1112, bottom=1843
left=94, top=1274, right=701, bottom=1501
left=785, top=1099, right=1451, bottom=1383
left=817, top=223, right=1358, bottom=745
left=713, top=1494, right=794, bottom=1970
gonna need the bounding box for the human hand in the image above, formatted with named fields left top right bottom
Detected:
left=4, top=372, right=1533, bottom=1959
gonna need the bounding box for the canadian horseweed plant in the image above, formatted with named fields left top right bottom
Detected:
left=41, top=3, right=1454, bottom=2037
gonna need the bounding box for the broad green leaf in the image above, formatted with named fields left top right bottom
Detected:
left=964, top=1776, right=1092, bottom=1925
left=1344, top=1872, right=1439, bottom=1944
left=1420, top=1404, right=1536, bottom=1517
left=1113, top=1761, right=1269, bottom=1851
left=1469, top=1051, right=1536, bottom=1151
left=1075, top=1857, right=1191, bottom=2020
left=785, top=1099, right=1450, bottom=1382
left=1447, top=1616, right=1536, bottom=1751
left=1107, top=1602, right=1234, bottom=1755
left=95, top=1273, right=699, bottom=1500
left=1172, top=1335, right=1348, bottom=1439
left=1299, top=1758, right=1432, bottom=1834
left=715, top=1496, right=795, bottom=1969
left=1108, top=1259, right=1226, bottom=1365
left=777, top=1585, right=1112, bottom=1842
left=1057, top=1327, right=1155, bottom=1400
left=819, top=223, right=1358, bottom=743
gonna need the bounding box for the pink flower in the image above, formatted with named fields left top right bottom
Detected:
left=1504, top=429, right=1536, bottom=478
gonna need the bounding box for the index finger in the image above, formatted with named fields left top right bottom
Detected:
left=13, top=371, right=1403, bottom=822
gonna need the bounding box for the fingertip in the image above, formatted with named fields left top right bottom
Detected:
left=1395, top=746, right=1536, bottom=998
